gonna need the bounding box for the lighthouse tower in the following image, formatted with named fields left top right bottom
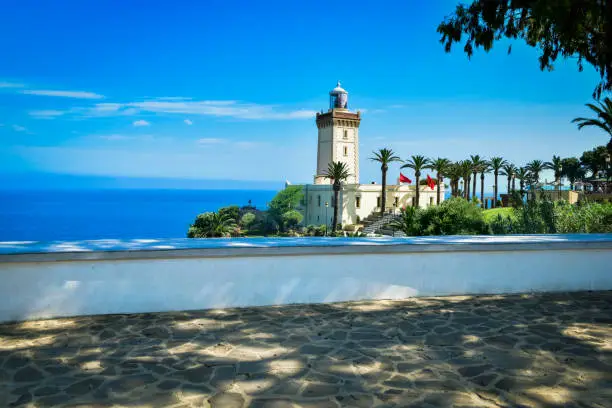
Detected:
left=314, top=82, right=361, bottom=185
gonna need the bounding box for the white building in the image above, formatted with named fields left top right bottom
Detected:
left=299, top=82, right=443, bottom=228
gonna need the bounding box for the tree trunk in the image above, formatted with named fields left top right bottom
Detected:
left=380, top=165, right=387, bottom=216
left=512, top=176, right=516, bottom=192
left=507, top=177, right=511, bottom=195
left=414, top=173, right=420, bottom=207
left=466, top=175, right=471, bottom=199
left=472, top=172, right=477, bottom=200
left=520, top=180, right=525, bottom=199
left=493, top=172, right=498, bottom=208
left=332, top=183, right=340, bottom=232
left=436, top=173, right=441, bottom=205
left=480, top=173, right=485, bottom=207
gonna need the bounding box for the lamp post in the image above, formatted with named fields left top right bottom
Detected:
left=324, top=201, right=329, bottom=236
left=605, top=153, right=611, bottom=193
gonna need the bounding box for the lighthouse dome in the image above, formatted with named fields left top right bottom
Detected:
left=329, top=81, right=348, bottom=109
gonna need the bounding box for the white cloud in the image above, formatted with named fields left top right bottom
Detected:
left=29, top=110, right=66, bottom=119
left=197, top=138, right=224, bottom=145
left=20, top=89, right=104, bottom=99
left=0, top=81, right=24, bottom=88
left=12, top=125, right=27, bottom=132
left=98, top=134, right=129, bottom=141
left=184, top=119, right=193, bottom=125
left=125, top=100, right=316, bottom=120
left=133, top=120, right=150, bottom=127
left=154, top=97, right=192, bottom=101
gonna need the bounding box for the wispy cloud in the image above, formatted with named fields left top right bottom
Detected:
left=12, top=125, right=27, bottom=132
left=0, top=81, right=24, bottom=88
left=125, top=100, right=316, bottom=120
left=29, top=110, right=66, bottom=119
left=196, top=138, right=224, bottom=145
left=184, top=119, right=193, bottom=125
left=133, top=120, right=150, bottom=127
left=154, top=97, right=192, bottom=101
left=20, top=89, right=104, bottom=99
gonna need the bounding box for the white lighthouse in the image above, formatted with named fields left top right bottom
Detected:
left=314, top=82, right=361, bottom=185
left=299, top=82, right=443, bottom=229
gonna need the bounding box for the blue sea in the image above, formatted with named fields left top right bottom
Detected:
left=0, top=189, right=278, bottom=241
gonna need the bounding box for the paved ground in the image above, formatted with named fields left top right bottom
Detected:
left=1, top=291, right=611, bottom=408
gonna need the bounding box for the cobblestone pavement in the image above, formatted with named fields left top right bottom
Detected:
left=1, top=291, right=611, bottom=408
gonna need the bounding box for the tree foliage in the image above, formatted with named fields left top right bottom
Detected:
left=580, top=145, right=609, bottom=177
left=323, top=161, right=352, bottom=231
left=371, top=148, right=402, bottom=215
left=268, top=185, right=304, bottom=228
left=187, top=212, right=236, bottom=238
left=438, top=0, right=612, bottom=98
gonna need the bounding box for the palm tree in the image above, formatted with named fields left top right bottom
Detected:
left=401, top=155, right=430, bottom=207
left=515, top=167, right=529, bottom=199
left=561, top=157, right=583, bottom=191
left=370, top=148, right=402, bottom=215
left=446, top=162, right=462, bottom=197
left=572, top=97, right=612, bottom=156
left=480, top=161, right=491, bottom=206
left=501, top=163, right=517, bottom=195
left=525, top=159, right=549, bottom=187
left=458, top=160, right=472, bottom=200
left=489, top=157, right=507, bottom=208
left=427, top=157, right=451, bottom=205
left=470, top=155, right=487, bottom=200
left=188, top=212, right=236, bottom=238
left=323, top=161, right=351, bottom=232
left=548, top=155, right=563, bottom=197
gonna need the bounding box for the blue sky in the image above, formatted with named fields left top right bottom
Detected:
left=0, top=0, right=607, bottom=189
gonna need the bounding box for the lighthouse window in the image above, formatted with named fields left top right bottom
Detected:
left=343, top=130, right=348, bottom=139
left=356, top=197, right=361, bottom=208
left=430, top=197, right=434, bottom=206
left=394, top=197, right=399, bottom=207
left=343, top=146, right=348, bottom=156
left=318, top=195, right=321, bottom=207
left=377, top=196, right=381, bottom=208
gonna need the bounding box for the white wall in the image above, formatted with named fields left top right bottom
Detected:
left=0, top=237, right=610, bottom=323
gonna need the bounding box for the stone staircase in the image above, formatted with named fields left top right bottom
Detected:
left=362, top=211, right=403, bottom=236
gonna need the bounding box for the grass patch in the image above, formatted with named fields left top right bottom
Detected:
left=483, top=207, right=515, bottom=222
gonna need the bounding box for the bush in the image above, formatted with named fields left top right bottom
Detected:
left=281, top=210, right=303, bottom=229
left=240, top=212, right=257, bottom=229
left=389, top=206, right=420, bottom=236
left=419, top=198, right=489, bottom=236
left=218, top=205, right=240, bottom=223
left=187, top=212, right=236, bottom=238
left=343, top=224, right=356, bottom=232
left=304, top=224, right=327, bottom=236
left=486, top=198, right=612, bottom=234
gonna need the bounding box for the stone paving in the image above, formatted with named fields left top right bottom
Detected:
left=1, top=291, right=612, bottom=408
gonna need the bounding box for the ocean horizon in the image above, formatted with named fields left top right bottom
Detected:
left=0, top=188, right=492, bottom=242
left=0, top=189, right=278, bottom=242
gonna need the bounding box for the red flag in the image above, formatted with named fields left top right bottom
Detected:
left=399, top=173, right=412, bottom=184
left=426, top=174, right=435, bottom=190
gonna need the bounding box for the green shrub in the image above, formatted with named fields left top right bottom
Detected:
left=487, top=198, right=612, bottom=234
left=389, top=206, right=421, bottom=236
left=419, top=198, right=489, bottom=236
left=343, top=224, right=356, bottom=232
left=187, top=212, right=236, bottom=238
left=282, top=210, right=303, bottom=229
left=218, top=205, right=240, bottom=223
left=240, top=212, right=257, bottom=229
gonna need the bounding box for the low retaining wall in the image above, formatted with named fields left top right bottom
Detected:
left=0, top=234, right=611, bottom=323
